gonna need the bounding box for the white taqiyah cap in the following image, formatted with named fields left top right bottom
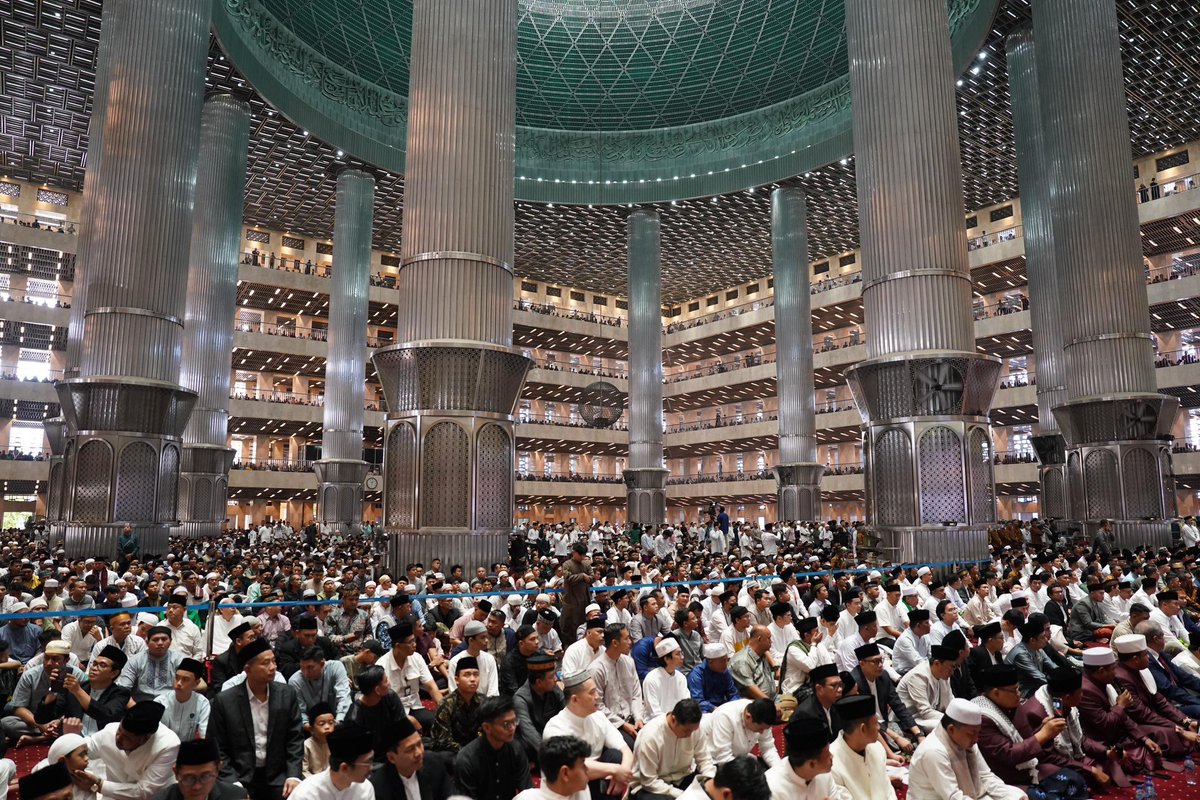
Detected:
left=1082, top=647, right=1117, bottom=667
left=945, top=698, right=982, bottom=726
left=654, top=638, right=681, bottom=657
left=585, top=603, right=601, bottom=615
left=507, top=594, right=523, bottom=607
left=702, top=642, right=730, bottom=659
left=917, top=566, right=932, bottom=577
left=901, top=585, right=919, bottom=597
left=535, top=593, right=551, bottom=603
left=1113, top=634, right=1147, bottom=654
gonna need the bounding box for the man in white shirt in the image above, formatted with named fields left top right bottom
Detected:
left=767, top=602, right=799, bottom=662
left=1175, top=634, right=1200, bottom=679
left=84, top=701, right=181, bottom=800
left=447, top=620, right=500, bottom=697
left=163, top=595, right=204, bottom=660
left=1183, top=516, right=1200, bottom=548
left=836, top=611, right=878, bottom=673
left=896, top=644, right=956, bottom=733
left=62, top=614, right=105, bottom=665
left=891, top=609, right=931, bottom=676
left=873, top=584, right=907, bottom=646
left=698, top=697, right=780, bottom=769
left=376, top=621, right=441, bottom=732
left=766, top=714, right=849, bottom=800
left=829, top=694, right=897, bottom=800
left=543, top=672, right=634, bottom=798
left=589, top=624, right=644, bottom=747
left=1150, top=590, right=1190, bottom=654
left=629, top=699, right=714, bottom=798
left=908, top=698, right=1025, bottom=800
left=289, top=725, right=375, bottom=800
left=562, top=618, right=605, bottom=677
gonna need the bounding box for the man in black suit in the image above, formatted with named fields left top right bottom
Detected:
left=1043, top=584, right=1072, bottom=634
left=850, top=642, right=924, bottom=754
left=275, top=617, right=337, bottom=680
left=790, top=663, right=843, bottom=738
left=967, top=622, right=1006, bottom=686
left=209, top=639, right=304, bottom=800
left=370, top=712, right=453, bottom=800
left=209, top=622, right=257, bottom=696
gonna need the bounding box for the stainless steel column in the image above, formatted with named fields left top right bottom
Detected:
left=47, top=0, right=126, bottom=541
left=373, top=0, right=532, bottom=571
left=1031, top=0, right=1177, bottom=547
left=843, top=0, right=1000, bottom=563
left=624, top=209, right=668, bottom=524
left=1006, top=27, right=1070, bottom=523
left=175, top=94, right=251, bottom=539
left=771, top=187, right=823, bottom=522
left=315, top=167, right=374, bottom=534
left=55, top=0, right=210, bottom=558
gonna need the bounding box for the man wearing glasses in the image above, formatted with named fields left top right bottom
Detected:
left=287, top=726, right=375, bottom=800
left=160, top=739, right=247, bottom=800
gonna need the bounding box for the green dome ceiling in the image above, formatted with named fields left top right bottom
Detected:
left=213, top=0, right=997, bottom=203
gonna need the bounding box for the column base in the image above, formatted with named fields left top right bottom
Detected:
left=174, top=445, right=234, bottom=538
left=385, top=528, right=509, bottom=574
left=875, top=524, right=990, bottom=565
left=623, top=468, right=668, bottom=525
left=773, top=463, right=824, bottom=522
left=63, top=522, right=170, bottom=561
left=1108, top=519, right=1173, bottom=551
left=314, top=459, right=369, bottom=531
left=1031, top=434, right=1070, bottom=521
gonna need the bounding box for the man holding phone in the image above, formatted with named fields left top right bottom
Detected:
left=0, top=640, right=87, bottom=745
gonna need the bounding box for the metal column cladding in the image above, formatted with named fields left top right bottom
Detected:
left=843, top=0, right=1000, bottom=563
left=55, top=0, right=210, bottom=558
left=1005, top=27, right=1069, bottom=521
left=771, top=187, right=823, bottom=522
left=314, top=168, right=375, bottom=532
left=1030, top=0, right=1178, bottom=543
left=624, top=209, right=668, bottom=525
left=176, top=94, right=251, bottom=539
left=374, top=0, right=533, bottom=570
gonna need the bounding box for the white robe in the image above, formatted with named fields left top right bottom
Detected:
left=907, top=726, right=1025, bottom=800
left=765, top=760, right=851, bottom=800
left=288, top=769, right=375, bottom=800
left=829, top=734, right=897, bottom=800
left=86, top=722, right=181, bottom=800
left=642, top=667, right=690, bottom=720
left=896, top=661, right=951, bottom=733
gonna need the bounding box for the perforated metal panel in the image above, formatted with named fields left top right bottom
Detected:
left=968, top=427, right=995, bottom=523
left=476, top=424, right=512, bottom=530
left=1084, top=449, right=1119, bottom=520
left=338, top=486, right=359, bottom=521
left=193, top=477, right=213, bottom=520
left=918, top=426, right=966, bottom=524
left=873, top=428, right=913, bottom=527
left=48, top=461, right=63, bottom=520
left=216, top=477, right=228, bottom=516
left=1043, top=468, right=1066, bottom=519
left=74, top=440, right=113, bottom=521
left=1067, top=451, right=1084, bottom=520
left=322, top=486, right=336, bottom=514
left=1160, top=449, right=1177, bottom=518
left=385, top=422, right=416, bottom=528
left=159, top=444, right=180, bottom=523
left=114, top=442, right=157, bottom=522
left=421, top=421, right=470, bottom=528
left=1122, top=447, right=1161, bottom=519
left=798, top=487, right=813, bottom=521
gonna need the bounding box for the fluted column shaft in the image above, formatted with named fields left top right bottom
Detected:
left=376, top=0, right=531, bottom=570
left=323, top=170, right=373, bottom=461
left=181, top=95, right=251, bottom=451
left=77, top=1, right=211, bottom=381
left=628, top=210, right=664, bottom=470
left=315, top=169, right=374, bottom=532
left=1006, top=27, right=1070, bottom=521
left=847, top=0, right=975, bottom=357
left=64, top=0, right=124, bottom=380
left=397, top=0, right=516, bottom=346
left=1029, top=0, right=1176, bottom=541
left=1031, top=0, right=1156, bottom=399
left=176, top=94, right=251, bottom=538
left=57, top=0, right=210, bottom=558
left=1006, top=27, right=1065, bottom=433
left=772, top=188, right=817, bottom=464
left=772, top=187, right=823, bottom=521
left=843, top=0, right=999, bottom=563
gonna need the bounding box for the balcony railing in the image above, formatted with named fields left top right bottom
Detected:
left=530, top=356, right=627, bottom=379
left=514, top=299, right=626, bottom=327
left=967, top=224, right=1023, bottom=252
left=973, top=294, right=1029, bottom=320
left=993, top=450, right=1038, bottom=465
left=0, top=368, right=64, bottom=383
left=516, top=471, right=624, bottom=485
left=1137, top=171, right=1199, bottom=204
left=0, top=286, right=72, bottom=308
left=667, top=469, right=773, bottom=485
left=824, top=463, right=865, bottom=476
left=231, top=458, right=381, bottom=475
left=1155, top=348, right=1200, bottom=368
left=665, top=412, right=779, bottom=434
left=0, top=211, right=78, bottom=234
left=1147, top=254, right=1200, bottom=285
left=518, top=413, right=629, bottom=431
left=665, top=350, right=775, bottom=384
left=811, top=272, right=863, bottom=296
left=665, top=296, right=774, bottom=334
left=0, top=448, right=51, bottom=462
